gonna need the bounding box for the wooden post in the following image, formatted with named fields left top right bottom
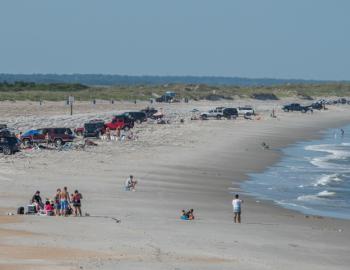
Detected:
left=68, top=96, right=75, bottom=116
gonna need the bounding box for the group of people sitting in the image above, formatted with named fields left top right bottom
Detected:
left=101, top=128, right=138, bottom=141
left=181, top=209, right=195, bottom=220
left=30, top=187, right=83, bottom=217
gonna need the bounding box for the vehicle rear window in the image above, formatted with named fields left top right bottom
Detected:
left=0, top=137, right=17, bottom=143
left=86, top=123, right=103, bottom=129
left=54, top=128, right=72, bottom=135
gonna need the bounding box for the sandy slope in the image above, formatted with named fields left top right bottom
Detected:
left=1, top=100, right=350, bottom=269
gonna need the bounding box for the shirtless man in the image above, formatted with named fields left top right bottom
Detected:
left=59, top=186, right=70, bottom=216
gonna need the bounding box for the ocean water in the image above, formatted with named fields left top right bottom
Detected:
left=241, top=125, right=350, bottom=219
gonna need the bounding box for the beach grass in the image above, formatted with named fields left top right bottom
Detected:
left=1, top=82, right=350, bottom=101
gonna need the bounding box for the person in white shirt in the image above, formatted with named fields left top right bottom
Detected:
left=232, top=194, right=243, bottom=223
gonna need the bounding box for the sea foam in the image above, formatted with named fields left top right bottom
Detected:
left=313, top=174, right=343, bottom=187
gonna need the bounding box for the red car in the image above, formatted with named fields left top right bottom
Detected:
left=21, top=128, right=75, bottom=146
left=104, top=115, right=134, bottom=131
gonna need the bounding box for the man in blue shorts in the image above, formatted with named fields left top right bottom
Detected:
left=60, top=186, right=70, bottom=216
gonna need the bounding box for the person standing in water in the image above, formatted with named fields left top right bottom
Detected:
left=341, top=129, right=345, bottom=137
left=232, top=194, right=243, bottom=223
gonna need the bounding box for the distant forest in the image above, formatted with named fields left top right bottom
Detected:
left=0, top=74, right=339, bottom=86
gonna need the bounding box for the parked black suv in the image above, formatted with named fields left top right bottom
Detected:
left=282, top=103, right=310, bottom=112
left=311, top=102, right=323, bottom=110
left=141, top=107, right=158, bottom=118
left=0, top=130, right=19, bottom=155
left=223, top=108, right=238, bottom=118
left=123, top=111, right=147, bottom=124
left=84, top=120, right=105, bottom=138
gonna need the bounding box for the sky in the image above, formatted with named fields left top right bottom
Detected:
left=0, top=0, right=349, bottom=80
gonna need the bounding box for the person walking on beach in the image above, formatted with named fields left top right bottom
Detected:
left=232, top=194, right=243, bottom=223
left=60, top=186, right=70, bottom=216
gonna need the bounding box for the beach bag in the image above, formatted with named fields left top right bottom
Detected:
left=67, top=207, right=73, bottom=215
left=17, top=206, right=24, bottom=215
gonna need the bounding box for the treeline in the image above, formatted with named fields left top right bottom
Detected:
left=0, top=81, right=88, bottom=92
left=0, top=73, right=338, bottom=86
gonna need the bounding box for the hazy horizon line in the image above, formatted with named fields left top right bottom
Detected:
left=1, top=73, right=348, bottom=83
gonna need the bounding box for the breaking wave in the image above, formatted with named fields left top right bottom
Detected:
left=297, top=190, right=336, bottom=201
left=313, top=174, right=343, bottom=187
left=305, top=144, right=350, bottom=170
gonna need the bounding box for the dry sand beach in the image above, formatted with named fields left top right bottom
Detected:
left=1, top=100, right=350, bottom=270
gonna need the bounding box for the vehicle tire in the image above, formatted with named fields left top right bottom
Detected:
left=201, top=114, right=207, bottom=120
left=301, top=109, right=306, bottom=113
left=136, top=119, right=141, bottom=124
left=3, top=146, right=12, bottom=155
left=123, top=126, right=130, bottom=131
left=216, top=115, right=221, bottom=120
left=284, top=109, right=289, bottom=112
left=54, top=138, right=63, bottom=147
